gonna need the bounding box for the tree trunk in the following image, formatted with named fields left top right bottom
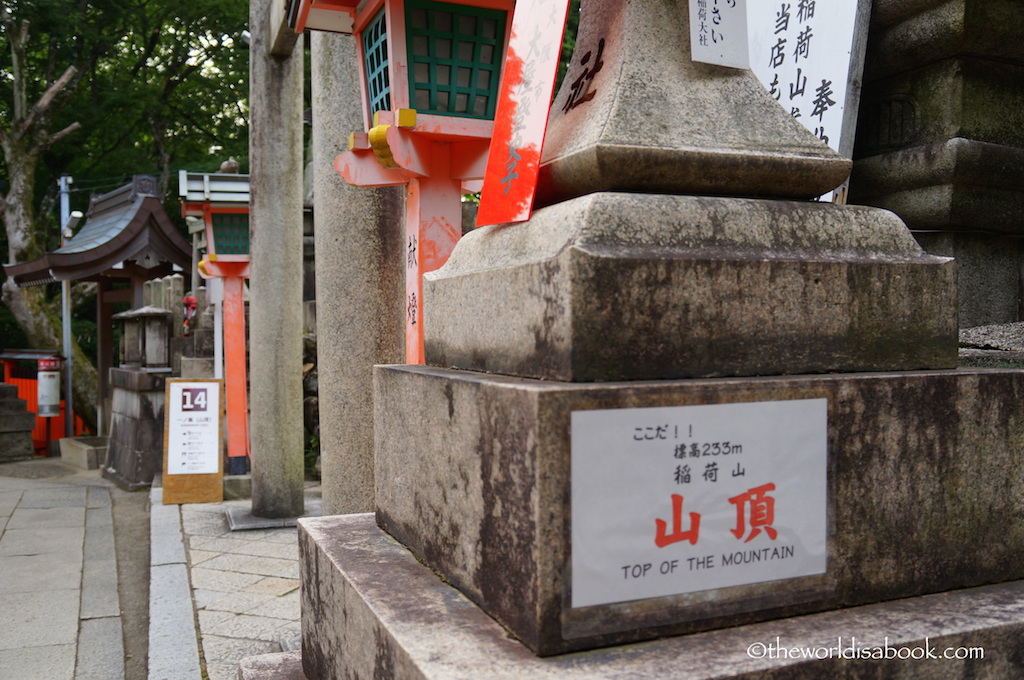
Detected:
left=2, top=119, right=97, bottom=431
left=1, top=8, right=95, bottom=431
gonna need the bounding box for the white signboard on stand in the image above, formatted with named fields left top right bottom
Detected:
left=748, top=1, right=859, bottom=154
left=167, top=380, right=221, bottom=474
left=748, top=0, right=866, bottom=202
left=162, top=379, right=224, bottom=504
left=571, top=399, right=828, bottom=609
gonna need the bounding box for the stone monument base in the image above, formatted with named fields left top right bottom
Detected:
left=372, top=365, right=1024, bottom=655
left=295, top=513, right=1024, bottom=680
left=425, top=193, right=957, bottom=382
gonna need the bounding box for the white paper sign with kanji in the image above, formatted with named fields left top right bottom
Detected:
left=689, top=0, right=750, bottom=69
left=748, top=0, right=858, bottom=151
left=571, top=399, right=827, bottom=609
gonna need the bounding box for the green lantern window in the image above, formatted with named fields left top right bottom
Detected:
left=211, top=213, right=250, bottom=256
left=405, top=0, right=506, bottom=119
left=363, top=8, right=392, bottom=116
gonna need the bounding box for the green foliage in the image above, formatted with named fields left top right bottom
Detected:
left=304, top=434, right=320, bottom=481
left=1, top=0, right=251, bottom=225
left=556, top=0, right=582, bottom=91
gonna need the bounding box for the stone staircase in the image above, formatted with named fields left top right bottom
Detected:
left=0, top=382, right=35, bottom=463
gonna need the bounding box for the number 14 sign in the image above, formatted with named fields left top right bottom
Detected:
left=163, top=379, right=224, bottom=504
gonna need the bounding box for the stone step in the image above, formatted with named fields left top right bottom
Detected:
left=0, top=430, right=34, bottom=462
left=0, top=411, right=36, bottom=433
left=0, top=396, right=29, bottom=414
left=299, top=514, right=1022, bottom=680
left=0, top=382, right=19, bottom=399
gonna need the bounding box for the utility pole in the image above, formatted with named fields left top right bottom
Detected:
left=58, top=175, right=74, bottom=438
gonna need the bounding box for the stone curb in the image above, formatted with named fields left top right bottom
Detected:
left=148, top=487, right=203, bottom=680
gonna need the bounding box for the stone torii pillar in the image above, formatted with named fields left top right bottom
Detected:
left=247, top=0, right=306, bottom=519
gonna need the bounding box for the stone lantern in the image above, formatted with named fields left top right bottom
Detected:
left=180, top=170, right=252, bottom=475
left=113, top=307, right=173, bottom=372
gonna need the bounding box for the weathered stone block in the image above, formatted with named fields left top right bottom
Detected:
left=857, top=58, right=1024, bottom=154
left=301, top=514, right=1024, bottom=679
left=59, top=436, right=109, bottom=470
left=0, top=411, right=35, bottom=433
left=238, top=651, right=306, bottom=680
left=864, top=0, right=1024, bottom=80
left=374, top=365, right=1024, bottom=655
left=0, top=431, right=34, bottom=463
left=180, top=357, right=215, bottom=379
left=104, top=369, right=166, bottom=491
left=851, top=138, right=1024, bottom=234
left=425, top=193, right=957, bottom=382
left=0, top=394, right=28, bottom=414
left=915, top=233, right=1024, bottom=327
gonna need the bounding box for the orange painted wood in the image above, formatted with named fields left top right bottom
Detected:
left=478, top=0, right=571, bottom=226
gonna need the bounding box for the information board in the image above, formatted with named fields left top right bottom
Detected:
left=571, top=399, right=827, bottom=609
left=162, top=379, right=224, bottom=504
left=748, top=0, right=865, bottom=202
left=690, top=0, right=867, bottom=202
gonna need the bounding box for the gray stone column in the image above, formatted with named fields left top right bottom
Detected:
left=248, top=0, right=306, bottom=518
left=851, top=0, right=1024, bottom=327
left=310, top=31, right=404, bottom=515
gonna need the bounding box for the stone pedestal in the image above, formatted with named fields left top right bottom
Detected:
left=300, top=513, right=1024, bottom=680
left=285, top=0, right=1024, bottom=677
left=103, top=369, right=167, bottom=491
left=425, top=194, right=957, bottom=381
left=365, top=366, right=1024, bottom=656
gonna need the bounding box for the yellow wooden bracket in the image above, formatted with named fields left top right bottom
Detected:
left=369, top=124, right=398, bottom=168
left=396, top=109, right=417, bottom=128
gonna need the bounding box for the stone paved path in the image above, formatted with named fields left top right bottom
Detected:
left=0, top=469, right=125, bottom=680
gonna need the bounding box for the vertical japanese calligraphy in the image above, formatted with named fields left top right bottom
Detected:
left=689, top=0, right=749, bottom=69
left=475, top=0, right=573, bottom=228
left=748, top=0, right=859, bottom=200
left=477, top=0, right=572, bottom=227
left=571, top=399, right=827, bottom=608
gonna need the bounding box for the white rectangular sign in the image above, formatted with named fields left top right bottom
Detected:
left=689, top=0, right=750, bottom=69
left=748, top=0, right=858, bottom=155
left=571, top=399, right=827, bottom=609
left=748, top=0, right=864, bottom=201
left=166, top=380, right=221, bottom=475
